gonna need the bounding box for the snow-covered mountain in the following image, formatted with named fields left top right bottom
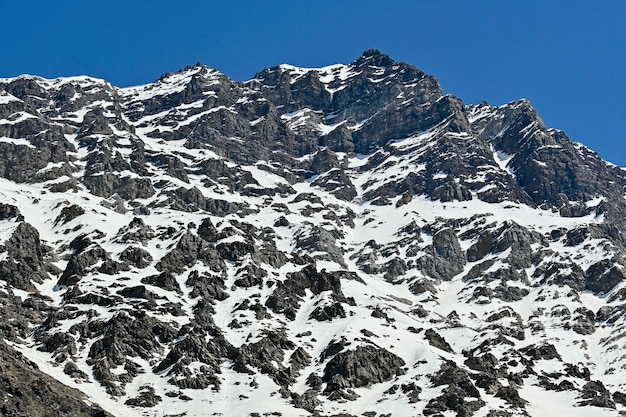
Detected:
left=1, top=50, right=626, bottom=417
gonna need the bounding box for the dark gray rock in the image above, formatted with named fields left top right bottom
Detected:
left=409, top=278, right=437, bottom=295
left=0, top=222, right=55, bottom=290
left=585, top=260, right=626, bottom=294
left=519, top=343, right=561, bottom=361
left=63, top=361, right=89, bottom=381
left=119, top=245, right=153, bottom=268
left=309, top=302, right=347, bottom=321
left=186, top=270, right=229, bottom=301
left=197, top=217, right=219, bottom=242
left=295, top=225, right=346, bottom=267
left=312, top=168, right=357, bottom=201
left=57, top=239, right=115, bottom=287
left=233, top=329, right=295, bottom=387
left=424, top=329, right=453, bottom=352
left=233, top=263, right=267, bottom=288
left=156, top=231, right=225, bottom=275
left=425, top=361, right=485, bottom=416
left=0, top=203, right=23, bottom=221
left=141, top=271, right=181, bottom=293
left=0, top=340, right=111, bottom=417
left=417, top=228, right=465, bottom=281
left=265, top=265, right=348, bottom=320
left=53, top=204, right=85, bottom=225
left=118, top=285, right=159, bottom=300
left=115, top=217, right=155, bottom=244
left=86, top=311, right=176, bottom=395
left=125, top=385, right=162, bottom=408
left=579, top=380, right=616, bottom=408
left=466, top=222, right=543, bottom=269
left=322, top=345, right=405, bottom=393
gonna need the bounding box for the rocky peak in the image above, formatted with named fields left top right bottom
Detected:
left=354, top=48, right=396, bottom=67
left=0, top=51, right=626, bottom=417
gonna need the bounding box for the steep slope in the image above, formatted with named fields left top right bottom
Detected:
left=0, top=50, right=626, bottom=417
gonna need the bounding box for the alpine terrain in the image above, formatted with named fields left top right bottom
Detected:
left=2, top=50, right=626, bottom=417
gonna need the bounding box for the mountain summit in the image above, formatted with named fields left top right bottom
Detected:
left=0, top=51, right=625, bottom=416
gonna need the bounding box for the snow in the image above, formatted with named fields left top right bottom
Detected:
left=493, top=148, right=515, bottom=173
left=0, top=112, right=38, bottom=125
left=279, top=63, right=360, bottom=84
left=536, top=144, right=563, bottom=151
left=0, top=137, right=34, bottom=147
left=280, top=109, right=309, bottom=121
left=249, top=116, right=265, bottom=126
left=0, top=74, right=108, bottom=89
left=389, top=126, right=439, bottom=151
left=277, top=62, right=362, bottom=99
left=120, top=66, right=221, bottom=102
left=585, top=196, right=605, bottom=208
left=520, top=381, right=617, bottom=417
left=177, top=105, right=235, bottom=126
left=318, top=120, right=346, bottom=135
left=0, top=91, right=20, bottom=104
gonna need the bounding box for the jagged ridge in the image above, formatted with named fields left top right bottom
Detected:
left=0, top=50, right=625, bottom=417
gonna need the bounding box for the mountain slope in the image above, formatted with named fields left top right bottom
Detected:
left=1, top=50, right=626, bottom=416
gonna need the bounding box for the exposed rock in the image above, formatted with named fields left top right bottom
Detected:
left=57, top=239, right=115, bottom=287
left=312, top=168, right=357, bottom=201
left=266, top=265, right=348, bottom=320
left=53, top=204, right=85, bottom=225
left=424, top=361, right=484, bottom=416
left=424, top=329, right=453, bottom=352
left=186, top=270, right=229, bottom=301
left=125, top=385, right=162, bottom=408
left=295, top=225, right=346, bottom=267
left=322, top=345, right=405, bottom=393
left=63, top=361, right=89, bottom=381
left=585, top=260, right=625, bottom=294
left=0, top=203, right=23, bottom=221
left=233, top=329, right=295, bottom=387
left=310, top=302, right=347, bottom=321
left=0, top=340, right=111, bottom=416
left=142, top=271, right=181, bottom=293
left=0, top=222, right=54, bottom=290
left=519, top=343, right=561, bottom=361
left=115, top=217, right=155, bottom=244
left=119, top=245, right=153, bottom=268
left=87, top=312, right=176, bottom=395
left=579, top=380, right=616, bottom=408
left=156, top=231, right=226, bottom=275
left=417, top=228, right=465, bottom=280
left=197, top=217, right=219, bottom=242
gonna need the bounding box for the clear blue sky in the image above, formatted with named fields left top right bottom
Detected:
left=2, top=1, right=625, bottom=165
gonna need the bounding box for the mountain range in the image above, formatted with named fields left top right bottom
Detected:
left=0, top=49, right=625, bottom=417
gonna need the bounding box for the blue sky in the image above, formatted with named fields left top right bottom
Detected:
left=2, top=1, right=625, bottom=165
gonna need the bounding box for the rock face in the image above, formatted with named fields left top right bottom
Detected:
left=1, top=51, right=626, bottom=417
left=322, top=345, right=406, bottom=393
left=0, top=340, right=111, bottom=417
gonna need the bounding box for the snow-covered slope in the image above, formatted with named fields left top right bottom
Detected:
left=1, top=50, right=626, bottom=417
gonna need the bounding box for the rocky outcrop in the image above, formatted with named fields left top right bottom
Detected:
left=322, top=345, right=405, bottom=394
left=417, top=228, right=465, bottom=280
left=0, top=340, right=111, bottom=417
left=265, top=265, right=350, bottom=320
left=0, top=222, right=55, bottom=290
left=156, top=231, right=226, bottom=275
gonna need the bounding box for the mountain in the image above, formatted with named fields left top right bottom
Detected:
left=1, top=49, right=626, bottom=417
